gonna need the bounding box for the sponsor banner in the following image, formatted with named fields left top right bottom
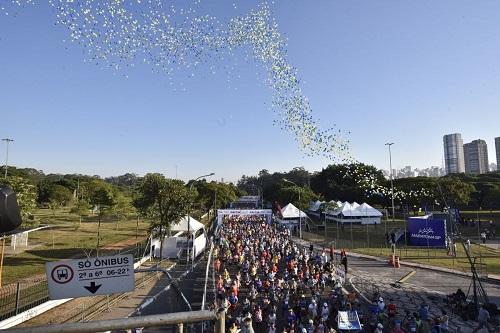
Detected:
left=337, top=311, right=362, bottom=330
left=217, top=209, right=272, bottom=216
left=217, top=209, right=273, bottom=226
left=408, top=217, right=447, bottom=247
left=335, top=266, right=345, bottom=284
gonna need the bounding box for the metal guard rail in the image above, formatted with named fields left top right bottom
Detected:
left=3, top=309, right=225, bottom=333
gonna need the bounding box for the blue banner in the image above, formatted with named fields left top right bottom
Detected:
left=408, top=217, right=447, bottom=247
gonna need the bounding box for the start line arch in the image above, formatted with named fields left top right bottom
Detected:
left=217, top=209, right=273, bottom=226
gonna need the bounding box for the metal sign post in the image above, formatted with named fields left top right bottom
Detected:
left=45, top=254, right=135, bottom=300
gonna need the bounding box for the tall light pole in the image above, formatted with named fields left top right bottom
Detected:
left=187, top=172, right=215, bottom=267
left=251, top=184, right=263, bottom=209
left=385, top=143, right=395, bottom=224
left=283, top=179, right=302, bottom=239
left=2, top=138, right=14, bottom=179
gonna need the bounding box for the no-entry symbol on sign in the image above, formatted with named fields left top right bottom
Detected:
left=51, top=264, right=74, bottom=284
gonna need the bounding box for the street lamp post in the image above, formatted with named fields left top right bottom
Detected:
left=187, top=172, right=215, bottom=267
left=283, top=179, right=302, bottom=239
left=2, top=138, right=14, bottom=179
left=385, top=143, right=395, bottom=223
left=385, top=142, right=396, bottom=257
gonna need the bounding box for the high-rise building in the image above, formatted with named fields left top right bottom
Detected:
left=496, top=137, right=500, bottom=171
left=464, top=139, right=489, bottom=174
left=443, top=133, right=465, bottom=174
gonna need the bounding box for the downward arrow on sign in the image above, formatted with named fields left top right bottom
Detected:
left=84, top=281, right=102, bottom=294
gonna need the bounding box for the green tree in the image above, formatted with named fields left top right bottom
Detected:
left=87, top=180, right=117, bottom=254
left=276, top=180, right=318, bottom=211
left=482, top=187, right=500, bottom=209
left=112, top=192, right=135, bottom=229
left=310, top=163, right=385, bottom=204
left=134, top=174, right=193, bottom=259
left=437, top=177, right=475, bottom=208
left=194, top=181, right=239, bottom=213
left=46, top=184, right=73, bottom=216
left=0, top=176, right=37, bottom=227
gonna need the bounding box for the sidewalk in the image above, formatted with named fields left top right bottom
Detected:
left=290, top=236, right=500, bottom=284
left=92, top=268, right=174, bottom=320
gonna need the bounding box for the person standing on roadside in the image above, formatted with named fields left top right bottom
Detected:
left=341, top=255, right=348, bottom=275
left=472, top=305, right=493, bottom=333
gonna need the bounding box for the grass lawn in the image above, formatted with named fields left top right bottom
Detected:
left=353, top=244, right=500, bottom=275
left=2, top=208, right=150, bottom=285
left=304, top=219, right=500, bottom=275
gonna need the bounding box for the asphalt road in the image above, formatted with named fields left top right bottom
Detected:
left=133, top=257, right=213, bottom=333
left=347, top=255, right=500, bottom=306
left=124, top=243, right=500, bottom=332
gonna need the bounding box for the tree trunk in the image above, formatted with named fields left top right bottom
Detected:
left=159, top=228, right=164, bottom=261
left=96, top=218, right=101, bottom=256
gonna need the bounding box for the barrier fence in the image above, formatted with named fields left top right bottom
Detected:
left=3, top=309, right=225, bottom=333
left=302, top=226, right=496, bottom=277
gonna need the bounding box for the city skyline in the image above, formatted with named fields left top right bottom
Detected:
left=443, top=133, right=465, bottom=174
left=464, top=139, right=489, bottom=174
left=3, top=132, right=500, bottom=181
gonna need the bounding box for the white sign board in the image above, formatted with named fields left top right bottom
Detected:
left=45, top=254, right=135, bottom=300
left=335, top=266, right=346, bottom=284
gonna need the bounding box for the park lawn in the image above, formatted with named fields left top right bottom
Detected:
left=353, top=244, right=500, bottom=275
left=460, top=210, right=500, bottom=214
left=2, top=208, right=150, bottom=285
left=304, top=221, right=500, bottom=275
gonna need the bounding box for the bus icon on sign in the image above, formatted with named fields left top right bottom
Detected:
left=51, top=264, right=74, bottom=284
left=57, top=269, right=69, bottom=280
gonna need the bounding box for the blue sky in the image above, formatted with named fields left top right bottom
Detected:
left=1, top=1, right=499, bottom=182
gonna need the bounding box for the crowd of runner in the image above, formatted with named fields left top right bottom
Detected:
left=211, top=215, right=463, bottom=333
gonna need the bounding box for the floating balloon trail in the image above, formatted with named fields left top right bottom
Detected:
left=2, top=0, right=352, bottom=162
left=2, top=1, right=430, bottom=204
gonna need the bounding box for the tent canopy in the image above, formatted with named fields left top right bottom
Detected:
left=355, top=203, right=383, bottom=217
left=326, top=202, right=383, bottom=217
left=309, top=200, right=324, bottom=212
left=281, top=203, right=308, bottom=219
left=171, top=216, right=205, bottom=233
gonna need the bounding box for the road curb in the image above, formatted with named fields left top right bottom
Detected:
left=290, top=236, right=500, bottom=285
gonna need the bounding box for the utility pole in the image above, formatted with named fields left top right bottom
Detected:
left=385, top=143, right=395, bottom=223
left=2, top=138, right=14, bottom=179
left=385, top=142, right=396, bottom=257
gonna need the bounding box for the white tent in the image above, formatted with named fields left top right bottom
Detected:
left=308, top=200, right=324, bottom=212
left=275, top=203, right=309, bottom=233
left=152, top=215, right=207, bottom=259
left=281, top=203, right=308, bottom=219
left=171, top=215, right=205, bottom=233
left=354, top=203, right=383, bottom=217
left=336, top=202, right=356, bottom=217
left=325, top=202, right=382, bottom=225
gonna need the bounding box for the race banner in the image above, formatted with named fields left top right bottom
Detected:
left=408, top=217, right=447, bottom=247
left=217, top=209, right=273, bottom=226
